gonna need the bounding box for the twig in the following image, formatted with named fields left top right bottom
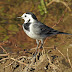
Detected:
left=52, top=14, right=64, bottom=28
left=0, top=57, right=9, bottom=62
left=67, top=48, right=72, bottom=68
left=0, top=53, right=9, bottom=57
left=0, top=46, right=8, bottom=54
left=1, top=56, right=28, bottom=69
left=0, top=57, right=28, bottom=66
left=44, top=46, right=54, bottom=49
left=10, top=58, right=28, bottom=65
left=52, top=8, right=67, bottom=28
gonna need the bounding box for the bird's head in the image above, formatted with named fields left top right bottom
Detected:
left=17, top=12, right=38, bottom=23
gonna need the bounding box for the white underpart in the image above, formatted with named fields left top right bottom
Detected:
left=22, top=23, right=42, bottom=40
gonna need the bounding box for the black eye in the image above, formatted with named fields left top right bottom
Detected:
left=25, top=15, right=27, bottom=17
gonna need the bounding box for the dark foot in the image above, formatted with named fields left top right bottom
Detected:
left=33, top=52, right=38, bottom=57
left=39, top=46, right=43, bottom=49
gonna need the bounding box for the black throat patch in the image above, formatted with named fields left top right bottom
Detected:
left=24, top=22, right=31, bottom=31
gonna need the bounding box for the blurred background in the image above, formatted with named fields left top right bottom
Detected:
left=0, top=0, right=72, bottom=54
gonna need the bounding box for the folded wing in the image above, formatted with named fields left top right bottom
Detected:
left=33, top=21, right=59, bottom=36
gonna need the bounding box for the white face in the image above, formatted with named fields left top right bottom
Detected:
left=21, top=13, right=34, bottom=23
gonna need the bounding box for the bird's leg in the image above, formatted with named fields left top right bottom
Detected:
left=33, top=39, right=39, bottom=57
left=40, top=39, right=45, bottom=54
left=36, top=39, right=39, bottom=53
left=40, top=39, right=44, bottom=49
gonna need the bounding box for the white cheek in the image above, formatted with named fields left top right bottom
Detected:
left=24, top=18, right=29, bottom=23
left=24, top=20, right=27, bottom=23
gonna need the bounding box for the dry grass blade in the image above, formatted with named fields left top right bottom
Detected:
left=56, top=47, right=66, bottom=59
left=46, top=0, right=54, bottom=6
left=67, top=48, right=72, bottom=68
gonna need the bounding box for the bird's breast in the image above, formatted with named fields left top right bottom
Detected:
left=22, top=23, right=42, bottom=39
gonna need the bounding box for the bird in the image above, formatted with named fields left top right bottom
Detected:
left=17, top=12, right=72, bottom=53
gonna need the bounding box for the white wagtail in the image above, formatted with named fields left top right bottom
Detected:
left=18, top=12, right=72, bottom=52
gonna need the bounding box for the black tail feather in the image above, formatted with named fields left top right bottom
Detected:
left=58, top=32, right=72, bottom=35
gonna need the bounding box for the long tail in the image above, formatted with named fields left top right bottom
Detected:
left=58, top=32, right=72, bottom=35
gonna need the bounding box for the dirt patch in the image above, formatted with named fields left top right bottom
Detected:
left=0, top=46, right=72, bottom=72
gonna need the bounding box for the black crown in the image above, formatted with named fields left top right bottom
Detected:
left=26, top=12, right=38, bottom=20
